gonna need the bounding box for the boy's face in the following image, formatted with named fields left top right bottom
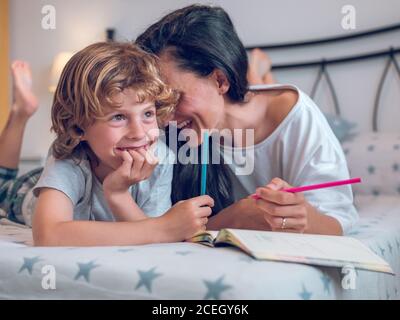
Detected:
left=81, top=88, right=160, bottom=180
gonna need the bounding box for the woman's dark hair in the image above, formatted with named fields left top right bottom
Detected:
left=136, top=4, right=250, bottom=214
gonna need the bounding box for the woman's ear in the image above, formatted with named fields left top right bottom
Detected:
left=74, top=126, right=85, bottom=141
left=211, top=69, right=230, bottom=95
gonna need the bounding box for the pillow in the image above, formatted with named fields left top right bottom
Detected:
left=323, top=113, right=358, bottom=143
left=341, top=132, right=400, bottom=196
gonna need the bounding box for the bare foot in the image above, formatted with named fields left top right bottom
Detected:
left=11, top=61, right=39, bottom=119
left=247, top=49, right=273, bottom=85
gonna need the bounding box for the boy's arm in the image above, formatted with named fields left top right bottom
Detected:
left=33, top=188, right=214, bottom=246
left=207, top=198, right=272, bottom=231
left=104, top=190, right=147, bottom=222
left=138, top=162, right=173, bottom=218
left=135, top=142, right=175, bottom=218
left=102, top=147, right=160, bottom=221
left=32, top=188, right=171, bottom=246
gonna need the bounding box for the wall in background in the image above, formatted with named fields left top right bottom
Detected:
left=9, top=0, right=400, bottom=159
left=1, top=0, right=9, bottom=131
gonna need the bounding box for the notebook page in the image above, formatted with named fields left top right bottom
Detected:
left=226, top=229, right=392, bottom=273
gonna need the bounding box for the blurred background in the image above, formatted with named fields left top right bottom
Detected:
left=1, top=0, right=400, bottom=175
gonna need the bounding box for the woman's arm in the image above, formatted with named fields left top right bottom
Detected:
left=303, top=203, right=343, bottom=235
left=254, top=178, right=343, bottom=236
left=207, top=188, right=342, bottom=235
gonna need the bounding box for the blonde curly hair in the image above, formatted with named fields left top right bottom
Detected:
left=51, top=41, right=179, bottom=161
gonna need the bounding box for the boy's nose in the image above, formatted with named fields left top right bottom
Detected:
left=126, top=121, right=146, bottom=141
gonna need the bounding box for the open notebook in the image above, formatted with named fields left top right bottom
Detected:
left=187, top=229, right=394, bottom=274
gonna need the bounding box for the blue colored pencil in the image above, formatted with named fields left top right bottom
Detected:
left=200, top=131, right=209, bottom=195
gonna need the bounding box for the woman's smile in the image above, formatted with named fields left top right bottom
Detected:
left=176, top=119, right=193, bottom=129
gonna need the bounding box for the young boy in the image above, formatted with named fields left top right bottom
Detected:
left=0, top=42, right=213, bottom=246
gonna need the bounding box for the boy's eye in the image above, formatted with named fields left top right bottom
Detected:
left=144, top=110, right=155, bottom=118
left=111, top=114, right=126, bottom=121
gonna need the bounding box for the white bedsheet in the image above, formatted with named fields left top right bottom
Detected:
left=0, top=195, right=399, bottom=300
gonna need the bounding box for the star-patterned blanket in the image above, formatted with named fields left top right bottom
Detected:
left=0, top=195, right=399, bottom=300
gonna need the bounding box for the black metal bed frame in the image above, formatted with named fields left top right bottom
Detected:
left=245, top=23, right=400, bottom=131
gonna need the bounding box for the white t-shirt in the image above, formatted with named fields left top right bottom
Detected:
left=219, top=84, right=358, bottom=234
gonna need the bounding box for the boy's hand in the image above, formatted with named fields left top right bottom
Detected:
left=160, top=195, right=214, bottom=241
left=254, top=177, right=311, bottom=233
left=103, top=145, right=159, bottom=195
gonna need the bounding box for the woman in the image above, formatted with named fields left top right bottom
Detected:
left=136, top=4, right=358, bottom=235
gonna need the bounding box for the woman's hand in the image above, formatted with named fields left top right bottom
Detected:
left=103, top=146, right=158, bottom=196
left=255, top=177, right=312, bottom=233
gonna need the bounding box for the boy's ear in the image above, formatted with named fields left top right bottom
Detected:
left=211, top=69, right=230, bottom=95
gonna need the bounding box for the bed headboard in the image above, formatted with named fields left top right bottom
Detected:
left=245, top=23, right=400, bottom=133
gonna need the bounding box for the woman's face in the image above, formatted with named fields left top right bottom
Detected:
left=159, top=53, right=226, bottom=145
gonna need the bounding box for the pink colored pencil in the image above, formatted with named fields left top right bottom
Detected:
left=251, top=177, right=361, bottom=200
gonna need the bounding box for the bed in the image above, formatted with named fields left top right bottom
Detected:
left=2, top=24, right=399, bottom=301
left=0, top=193, right=399, bottom=300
